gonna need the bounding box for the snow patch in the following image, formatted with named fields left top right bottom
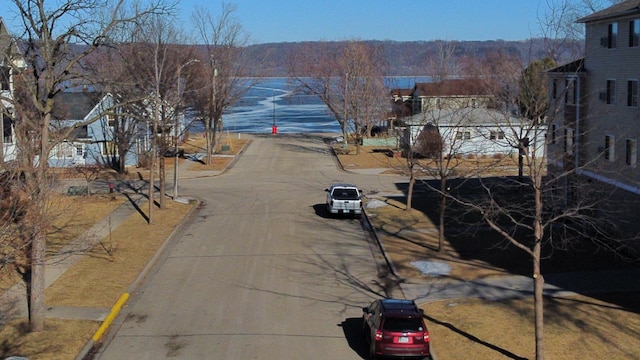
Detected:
left=366, top=199, right=388, bottom=209
left=410, top=261, right=452, bottom=277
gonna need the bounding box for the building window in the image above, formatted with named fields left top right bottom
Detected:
left=0, top=66, right=9, bottom=91
left=102, top=141, right=116, bottom=156
left=75, top=144, right=83, bottom=156
left=628, top=80, right=638, bottom=107
left=607, top=80, right=616, bottom=104
left=489, top=131, right=504, bottom=140
left=455, top=131, right=471, bottom=140
left=608, top=22, right=618, bottom=48
left=552, top=79, right=558, bottom=100
left=604, top=135, right=615, bottom=162
left=551, top=124, right=557, bottom=144
left=55, top=142, right=74, bottom=158
left=630, top=19, right=639, bottom=47
left=565, top=128, right=574, bottom=155
left=626, top=139, right=637, bottom=167
left=564, top=78, right=576, bottom=105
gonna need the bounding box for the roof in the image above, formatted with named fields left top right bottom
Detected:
left=577, top=0, right=640, bottom=23
left=414, top=78, right=491, bottom=97
left=52, top=91, right=104, bottom=120
left=379, top=299, right=421, bottom=315
left=0, top=17, right=21, bottom=65
left=404, top=107, right=523, bottom=127
left=391, top=88, right=413, bottom=97
left=546, top=58, right=585, bottom=74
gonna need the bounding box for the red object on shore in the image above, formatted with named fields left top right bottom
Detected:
left=272, top=125, right=278, bottom=134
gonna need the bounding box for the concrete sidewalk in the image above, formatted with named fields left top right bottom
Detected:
left=0, top=194, right=148, bottom=326
left=400, top=268, right=640, bottom=304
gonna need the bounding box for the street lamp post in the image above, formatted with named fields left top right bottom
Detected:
left=173, top=59, right=199, bottom=201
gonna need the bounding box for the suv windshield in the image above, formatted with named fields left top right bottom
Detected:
left=332, top=189, right=359, bottom=200
left=382, top=318, right=424, bottom=332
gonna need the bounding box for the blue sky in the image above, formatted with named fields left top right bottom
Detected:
left=180, top=0, right=548, bottom=44
left=0, top=0, right=548, bottom=44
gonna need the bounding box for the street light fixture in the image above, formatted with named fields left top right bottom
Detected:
left=173, top=59, right=199, bottom=201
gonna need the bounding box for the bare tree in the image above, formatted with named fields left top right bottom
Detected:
left=537, top=0, right=625, bottom=62
left=120, top=15, right=198, bottom=216
left=289, top=40, right=387, bottom=151
left=187, top=3, right=254, bottom=165
left=1, top=0, right=170, bottom=331
left=446, top=51, right=635, bottom=360
left=88, top=48, right=150, bottom=174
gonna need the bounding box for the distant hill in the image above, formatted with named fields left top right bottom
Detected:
left=244, top=39, right=582, bottom=77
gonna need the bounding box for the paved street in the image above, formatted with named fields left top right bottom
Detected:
left=93, top=134, right=402, bottom=359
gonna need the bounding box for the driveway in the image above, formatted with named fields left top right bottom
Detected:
left=93, top=134, right=402, bottom=359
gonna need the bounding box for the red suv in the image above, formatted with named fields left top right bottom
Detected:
left=362, top=299, right=430, bottom=359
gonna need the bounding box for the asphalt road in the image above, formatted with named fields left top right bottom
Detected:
left=93, top=134, right=404, bottom=359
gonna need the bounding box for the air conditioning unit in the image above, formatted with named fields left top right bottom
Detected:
left=598, top=91, right=607, bottom=101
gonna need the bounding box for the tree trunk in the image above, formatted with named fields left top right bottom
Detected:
left=438, top=177, right=447, bottom=252
left=159, top=156, right=166, bottom=209
left=29, top=226, right=46, bottom=331
left=533, top=226, right=544, bottom=359
left=518, top=148, right=524, bottom=179
left=406, top=165, right=415, bottom=212
left=341, top=122, right=348, bottom=148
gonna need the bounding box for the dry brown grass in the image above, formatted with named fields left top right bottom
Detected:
left=47, top=195, right=126, bottom=255
left=423, top=293, right=640, bottom=360
left=0, top=318, right=100, bottom=360
left=182, top=133, right=249, bottom=172
left=0, top=195, right=125, bottom=292
left=45, top=200, right=193, bottom=307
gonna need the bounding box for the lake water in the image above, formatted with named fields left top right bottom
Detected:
left=188, top=77, right=430, bottom=134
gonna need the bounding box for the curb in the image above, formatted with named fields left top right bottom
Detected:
left=74, top=197, right=202, bottom=360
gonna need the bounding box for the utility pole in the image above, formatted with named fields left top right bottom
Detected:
left=173, top=59, right=199, bottom=200
left=343, top=72, right=348, bottom=148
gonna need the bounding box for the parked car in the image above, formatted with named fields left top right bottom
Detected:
left=324, top=183, right=363, bottom=216
left=362, top=299, right=430, bottom=360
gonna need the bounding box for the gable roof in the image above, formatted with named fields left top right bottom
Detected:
left=52, top=92, right=104, bottom=121
left=414, top=78, right=491, bottom=97
left=546, top=58, right=585, bottom=74
left=577, top=0, right=640, bottom=23
left=0, top=17, right=23, bottom=65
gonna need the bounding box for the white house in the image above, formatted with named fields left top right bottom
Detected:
left=402, top=107, right=547, bottom=159
left=48, top=91, right=148, bottom=168
left=0, top=17, right=25, bottom=164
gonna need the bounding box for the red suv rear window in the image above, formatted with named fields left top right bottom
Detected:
left=382, top=317, right=424, bottom=332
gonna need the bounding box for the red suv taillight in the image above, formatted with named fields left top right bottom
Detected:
left=375, top=330, right=383, bottom=341
left=423, top=331, right=430, bottom=342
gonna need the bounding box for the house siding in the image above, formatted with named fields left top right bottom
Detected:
left=583, top=13, right=640, bottom=190
left=548, top=2, right=640, bottom=247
